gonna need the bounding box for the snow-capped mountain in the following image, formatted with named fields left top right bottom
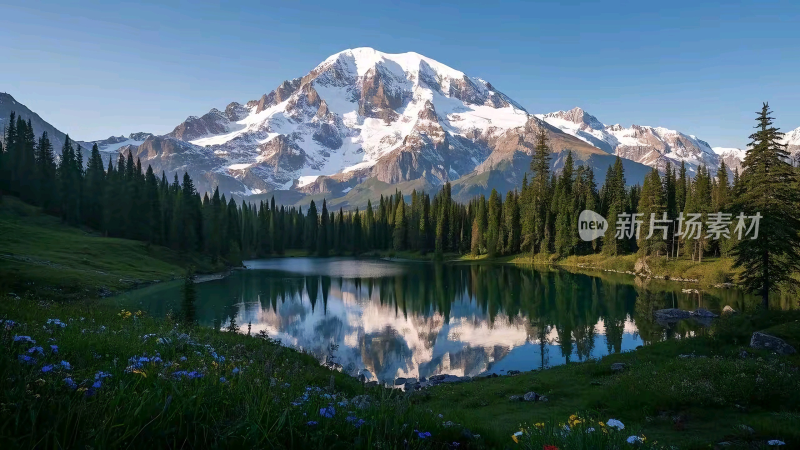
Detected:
left=80, top=132, right=154, bottom=154
left=140, top=47, right=533, bottom=197
left=538, top=107, right=722, bottom=174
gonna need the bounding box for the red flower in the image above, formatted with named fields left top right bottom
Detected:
left=543, top=446, right=560, bottom=450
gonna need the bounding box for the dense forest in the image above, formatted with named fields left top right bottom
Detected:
left=1, top=104, right=798, bottom=305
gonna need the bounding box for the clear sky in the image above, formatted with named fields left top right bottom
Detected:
left=1, top=0, right=798, bottom=148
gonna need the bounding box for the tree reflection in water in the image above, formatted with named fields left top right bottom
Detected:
left=120, top=258, right=768, bottom=384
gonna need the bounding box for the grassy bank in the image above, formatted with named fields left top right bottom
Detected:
left=411, top=310, right=800, bottom=449
left=0, top=197, right=223, bottom=300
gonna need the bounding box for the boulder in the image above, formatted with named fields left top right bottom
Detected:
left=508, top=395, right=522, bottom=402
left=750, top=332, right=796, bottom=355
left=523, top=391, right=539, bottom=401
left=691, top=308, right=719, bottom=318
left=654, top=308, right=692, bottom=321
left=634, top=258, right=651, bottom=275
left=722, top=305, right=738, bottom=315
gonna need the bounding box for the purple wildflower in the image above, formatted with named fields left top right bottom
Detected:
left=28, top=346, right=44, bottom=355
left=319, top=406, right=336, bottom=418
left=219, top=377, right=227, bottom=383
left=50, top=345, right=58, bottom=354
left=13, top=335, right=35, bottom=344
left=60, top=361, right=72, bottom=370
left=63, top=377, right=77, bottom=389
left=232, top=367, right=240, bottom=375
left=18, top=354, right=36, bottom=364
left=92, top=380, right=102, bottom=389
left=94, top=371, right=112, bottom=380
left=42, top=365, right=54, bottom=373
left=307, top=421, right=318, bottom=426
left=179, top=356, right=187, bottom=361
left=415, top=430, right=432, bottom=439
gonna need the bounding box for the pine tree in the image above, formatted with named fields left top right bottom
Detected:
left=733, top=103, right=800, bottom=308
left=305, top=200, right=318, bottom=253
left=393, top=199, right=406, bottom=251
left=35, top=131, right=58, bottom=212
left=83, top=144, right=105, bottom=230
left=528, top=128, right=552, bottom=254
left=318, top=199, right=329, bottom=256
left=181, top=267, right=197, bottom=326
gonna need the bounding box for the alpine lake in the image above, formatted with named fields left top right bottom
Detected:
left=116, top=257, right=765, bottom=384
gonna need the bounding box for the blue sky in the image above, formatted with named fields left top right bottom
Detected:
left=1, top=0, right=798, bottom=148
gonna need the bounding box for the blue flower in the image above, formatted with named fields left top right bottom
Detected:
left=307, top=421, right=318, bottom=426
left=18, top=354, right=36, bottom=364
left=219, top=377, right=227, bottom=383
left=60, top=361, right=72, bottom=370
left=232, top=367, right=240, bottom=375
left=346, top=416, right=365, bottom=428
left=14, top=335, right=35, bottom=344
left=415, top=430, right=432, bottom=439
left=95, top=371, right=112, bottom=380
left=42, top=365, right=54, bottom=373
left=63, top=377, right=77, bottom=389
left=92, top=380, right=102, bottom=389
left=27, top=346, right=44, bottom=355
left=46, top=319, right=66, bottom=328
left=2, top=319, right=16, bottom=330
left=319, top=406, right=336, bottom=418
left=50, top=345, right=58, bottom=354
left=180, top=356, right=187, bottom=361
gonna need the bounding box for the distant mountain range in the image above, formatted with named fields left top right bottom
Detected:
left=2, top=48, right=799, bottom=207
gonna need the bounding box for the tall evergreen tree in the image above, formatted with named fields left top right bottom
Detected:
left=733, top=103, right=800, bottom=308
left=318, top=199, right=329, bottom=256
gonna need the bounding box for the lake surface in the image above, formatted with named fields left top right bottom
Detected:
left=118, top=257, right=762, bottom=384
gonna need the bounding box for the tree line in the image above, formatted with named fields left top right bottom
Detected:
left=1, top=103, right=797, bottom=307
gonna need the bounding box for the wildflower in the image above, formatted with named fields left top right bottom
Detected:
left=415, top=430, right=432, bottom=439
left=35, top=378, right=46, bottom=386
left=46, top=319, right=66, bottom=328
left=768, top=441, right=785, bottom=446
left=41, top=365, right=54, bottom=373
left=319, top=406, right=336, bottom=418
left=232, top=367, right=240, bottom=375
left=543, top=446, right=560, bottom=450
left=18, top=355, right=36, bottom=364
left=534, top=422, right=545, bottom=430
left=180, top=356, right=187, bottom=362
left=132, top=369, right=146, bottom=378
left=94, top=371, right=112, bottom=380
left=77, top=387, right=87, bottom=393
left=92, top=380, right=102, bottom=389
left=307, top=421, right=318, bottom=426
left=2, top=319, right=16, bottom=329
left=118, top=310, right=132, bottom=319
left=627, top=436, right=644, bottom=444
left=219, top=377, right=227, bottom=383
left=511, top=431, right=523, bottom=443
left=60, top=361, right=72, bottom=370
left=346, top=415, right=366, bottom=428
left=606, top=419, right=625, bottom=430
left=50, top=345, right=58, bottom=354
left=586, top=427, right=595, bottom=433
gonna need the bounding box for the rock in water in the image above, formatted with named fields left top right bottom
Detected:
left=654, top=308, right=691, bottom=321
left=691, top=308, right=719, bottom=318
left=722, top=305, right=737, bottom=315
left=750, top=332, right=797, bottom=355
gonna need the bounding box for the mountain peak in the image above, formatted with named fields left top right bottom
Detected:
left=320, top=47, right=466, bottom=80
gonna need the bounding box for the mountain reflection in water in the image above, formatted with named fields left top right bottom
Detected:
left=119, top=257, right=761, bottom=383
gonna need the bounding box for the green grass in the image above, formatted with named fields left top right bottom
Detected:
left=0, top=197, right=221, bottom=299
left=0, top=298, right=466, bottom=449
left=412, top=312, right=800, bottom=449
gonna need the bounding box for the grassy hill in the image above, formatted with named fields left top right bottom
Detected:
left=0, top=196, right=219, bottom=299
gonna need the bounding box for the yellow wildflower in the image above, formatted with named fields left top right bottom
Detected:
left=534, top=422, right=545, bottom=429
left=77, top=387, right=87, bottom=393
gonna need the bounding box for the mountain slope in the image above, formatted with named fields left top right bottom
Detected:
left=539, top=107, right=722, bottom=174
left=0, top=93, right=70, bottom=152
